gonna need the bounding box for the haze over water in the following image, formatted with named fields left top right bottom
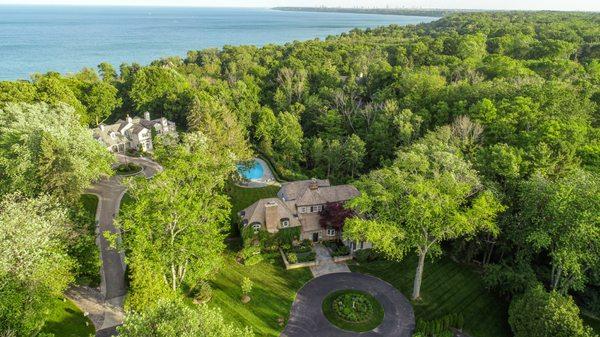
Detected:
left=0, top=6, right=437, bottom=80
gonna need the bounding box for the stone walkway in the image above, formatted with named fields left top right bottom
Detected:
left=310, top=244, right=350, bottom=277
left=67, top=155, right=162, bottom=337
left=282, top=273, right=415, bottom=337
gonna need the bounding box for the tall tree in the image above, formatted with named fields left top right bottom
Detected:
left=345, top=127, right=504, bottom=299
left=119, top=133, right=234, bottom=310
left=509, top=285, right=596, bottom=337
left=0, top=102, right=113, bottom=202
left=518, top=170, right=600, bottom=293
left=0, top=193, right=74, bottom=336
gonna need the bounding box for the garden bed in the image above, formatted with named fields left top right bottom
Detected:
left=280, top=240, right=316, bottom=269
left=322, top=289, right=384, bottom=332
left=323, top=240, right=351, bottom=257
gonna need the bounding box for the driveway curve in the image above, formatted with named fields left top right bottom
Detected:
left=281, top=272, right=415, bottom=337
left=68, top=155, right=163, bottom=337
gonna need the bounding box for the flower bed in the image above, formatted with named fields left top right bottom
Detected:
left=322, top=290, right=384, bottom=332
left=284, top=240, right=316, bottom=263
left=324, top=240, right=351, bottom=257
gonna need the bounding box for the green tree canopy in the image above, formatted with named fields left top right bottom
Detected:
left=509, top=285, right=596, bottom=337
left=118, top=297, right=254, bottom=337
left=0, top=102, right=113, bottom=202
left=345, top=126, right=504, bottom=299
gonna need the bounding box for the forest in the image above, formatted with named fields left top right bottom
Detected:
left=0, top=11, right=599, bottom=337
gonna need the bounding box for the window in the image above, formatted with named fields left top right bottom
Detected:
left=281, top=219, right=290, bottom=228
left=251, top=222, right=261, bottom=232
left=299, top=207, right=307, bottom=213
left=317, top=205, right=323, bottom=212
left=326, top=228, right=336, bottom=236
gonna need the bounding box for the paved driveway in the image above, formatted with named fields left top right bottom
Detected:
left=310, top=244, right=350, bottom=277
left=282, top=273, right=415, bottom=337
left=68, top=155, right=163, bottom=336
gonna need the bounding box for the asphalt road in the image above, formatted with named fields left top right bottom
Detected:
left=282, top=272, right=415, bottom=337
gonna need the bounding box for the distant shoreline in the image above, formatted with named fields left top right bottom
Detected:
left=272, top=7, right=461, bottom=18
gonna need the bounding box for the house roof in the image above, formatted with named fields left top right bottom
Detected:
left=278, top=179, right=330, bottom=201
left=240, top=198, right=301, bottom=233
left=240, top=179, right=360, bottom=234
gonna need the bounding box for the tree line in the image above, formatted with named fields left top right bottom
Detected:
left=0, top=10, right=599, bottom=337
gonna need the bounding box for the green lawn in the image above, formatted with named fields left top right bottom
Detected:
left=225, top=183, right=280, bottom=235
left=350, top=256, right=511, bottom=337
left=41, top=297, right=95, bottom=337
left=81, top=193, right=99, bottom=217
left=210, top=251, right=312, bottom=336
left=75, top=194, right=101, bottom=287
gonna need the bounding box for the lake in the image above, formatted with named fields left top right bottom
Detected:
left=0, top=6, right=438, bottom=80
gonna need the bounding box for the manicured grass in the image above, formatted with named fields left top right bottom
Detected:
left=350, top=256, right=511, bottom=337
left=322, top=290, right=384, bottom=332
left=81, top=193, right=99, bottom=217
left=41, top=297, right=95, bottom=337
left=209, top=251, right=312, bottom=336
left=76, top=194, right=101, bottom=286
left=225, top=183, right=280, bottom=235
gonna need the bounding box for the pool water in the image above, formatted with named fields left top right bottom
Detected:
left=237, top=160, right=264, bottom=180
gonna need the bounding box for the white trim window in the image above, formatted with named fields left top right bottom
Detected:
left=251, top=223, right=261, bottom=232
left=299, top=207, right=308, bottom=213
left=326, top=228, right=336, bottom=236
left=281, top=219, right=290, bottom=228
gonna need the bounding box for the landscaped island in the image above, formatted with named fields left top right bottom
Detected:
left=0, top=9, right=598, bottom=337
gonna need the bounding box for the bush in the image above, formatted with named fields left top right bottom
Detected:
left=332, top=292, right=374, bottom=322
left=354, top=248, right=379, bottom=263
left=239, top=245, right=262, bottom=266
left=332, top=245, right=350, bottom=257
left=193, top=281, right=213, bottom=304
left=297, top=252, right=316, bottom=263
left=241, top=277, right=253, bottom=295
left=287, top=252, right=298, bottom=264
left=509, top=285, right=594, bottom=337
left=415, top=313, right=465, bottom=337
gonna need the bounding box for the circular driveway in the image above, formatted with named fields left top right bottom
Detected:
left=281, top=273, right=415, bottom=337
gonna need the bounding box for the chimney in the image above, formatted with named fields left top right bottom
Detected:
left=143, top=111, right=150, bottom=120
left=126, top=115, right=132, bottom=124
left=309, top=178, right=319, bottom=190
left=265, top=202, right=278, bottom=233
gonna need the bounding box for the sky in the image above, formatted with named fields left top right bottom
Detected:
left=0, top=0, right=598, bottom=11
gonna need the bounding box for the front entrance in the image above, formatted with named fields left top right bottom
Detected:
left=312, top=232, right=319, bottom=242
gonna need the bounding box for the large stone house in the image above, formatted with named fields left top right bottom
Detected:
left=239, top=178, right=372, bottom=252
left=92, top=112, right=176, bottom=153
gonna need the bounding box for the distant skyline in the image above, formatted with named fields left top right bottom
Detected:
left=0, top=0, right=598, bottom=12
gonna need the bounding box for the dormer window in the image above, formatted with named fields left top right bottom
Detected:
left=250, top=222, right=261, bottom=232
left=281, top=218, right=290, bottom=228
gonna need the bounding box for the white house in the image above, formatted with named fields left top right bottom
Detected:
left=92, top=112, right=176, bottom=153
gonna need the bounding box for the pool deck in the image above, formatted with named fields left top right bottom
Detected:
left=237, top=158, right=278, bottom=188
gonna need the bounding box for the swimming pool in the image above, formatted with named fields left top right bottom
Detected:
left=237, top=160, right=264, bottom=180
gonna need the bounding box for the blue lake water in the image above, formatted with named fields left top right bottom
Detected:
left=0, top=6, right=438, bottom=80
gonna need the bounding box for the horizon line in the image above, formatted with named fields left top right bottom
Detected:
left=0, top=3, right=597, bottom=13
